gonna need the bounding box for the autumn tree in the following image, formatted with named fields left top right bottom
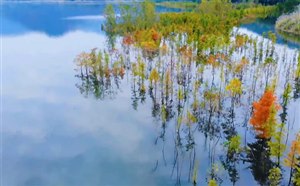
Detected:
left=268, top=122, right=286, bottom=166
left=149, top=68, right=160, bottom=98
left=249, top=90, right=280, bottom=139
left=295, top=53, right=300, bottom=99
left=284, top=133, right=300, bottom=186
left=226, top=78, right=242, bottom=98
left=226, top=78, right=243, bottom=125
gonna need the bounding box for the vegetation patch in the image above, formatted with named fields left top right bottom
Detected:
left=156, top=1, right=198, bottom=10
left=276, top=9, right=300, bottom=36
left=76, top=0, right=300, bottom=185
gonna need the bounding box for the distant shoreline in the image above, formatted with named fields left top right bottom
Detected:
left=1, top=0, right=142, bottom=4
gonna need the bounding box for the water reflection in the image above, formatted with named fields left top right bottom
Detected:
left=2, top=2, right=107, bottom=36
left=74, top=28, right=299, bottom=185
left=246, top=138, right=275, bottom=186
left=277, top=31, right=300, bottom=47
left=1, top=2, right=180, bottom=37
left=3, top=1, right=300, bottom=186
left=241, top=19, right=300, bottom=49
left=74, top=49, right=124, bottom=99
left=3, top=30, right=171, bottom=186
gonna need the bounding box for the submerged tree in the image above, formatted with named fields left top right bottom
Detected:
left=221, top=135, right=242, bottom=185
left=249, top=90, right=280, bottom=139
left=268, top=167, right=282, bottom=186
left=268, top=122, right=286, bottom=166
left=103, top=4, right=117, bottom=49
left=72, top=1, right=300, bottom=184
left=284, top=133, right=300, bottom=186
left=294, top=54, right=300, bottom=99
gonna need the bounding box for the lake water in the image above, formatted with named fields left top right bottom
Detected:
left=2, top=2, right=300, bottom=186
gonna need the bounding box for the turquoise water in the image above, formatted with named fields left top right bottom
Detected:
left=2, top=2, right=300, bottom=186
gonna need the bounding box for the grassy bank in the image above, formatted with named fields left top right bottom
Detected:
left=156, top=0, right=300, bottom=18
left=156, top=1, right=198, bottom=10
left=276, top=10, right=300, bottom=36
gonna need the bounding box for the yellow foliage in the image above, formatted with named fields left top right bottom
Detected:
left=284, top=133, right=300, bottom=167
left=226, top=78, right=243, bottom=97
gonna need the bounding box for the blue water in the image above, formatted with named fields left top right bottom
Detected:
left=2, top=2, right=300, bottom=186
left=2, top=2, right=105, bottom=36
left=2, top=1, right=180, bottom=37
left=241, top=19, right=300, bottom=49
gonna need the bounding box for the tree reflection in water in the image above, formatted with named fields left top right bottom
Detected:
left=246, top=138, right=275, bottom=186
left=74, top=31, right=299, bottom=185
left=75, top=48, right=125, bottom=100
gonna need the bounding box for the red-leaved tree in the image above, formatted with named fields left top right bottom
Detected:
left=250, top=90, right=280, bottom=139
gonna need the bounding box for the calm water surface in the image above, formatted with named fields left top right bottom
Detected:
left=2, top=2, right=300, bottom=186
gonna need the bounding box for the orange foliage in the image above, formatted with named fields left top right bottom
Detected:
left=207, top=54, right=220, bottom=68
left=200, top=35, right=207, bottom=43
left=131, top=29, right=161, bottom=52
left=133, top=30, right=143, bottom=43
left=179, top=45, right=192, bottom=59
left=250, top=90, right=280, bottom=139
left=119, top=67, right=125, bottom=78
left=132, top=29, right=161, bottom=44
left=208, top=55, right=216, bottom=64
left=284, top=133, right=300, bottom=167
left=112, top=66, right=125, bottom=79
left=235, top=34, right=247, bottom=48
left=151, top=29, right=160, bottom=42
left=122, top=35, right=134, bottom=45
left=215, top=53, right=227, bottom=61
left=161, top=43, right=168, bottom=55
left=234, top=57, right=249, bottom=73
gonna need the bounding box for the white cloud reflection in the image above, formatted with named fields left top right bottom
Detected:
left=3, top=31, right=166, bottom=185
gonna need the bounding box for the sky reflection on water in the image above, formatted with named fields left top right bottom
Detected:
left=2, top=31, right=174, bottom=185
left=2, top=2, right=300, bottom=186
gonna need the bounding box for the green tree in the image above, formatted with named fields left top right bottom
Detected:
left=268, top=167, right=281, bottom=186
